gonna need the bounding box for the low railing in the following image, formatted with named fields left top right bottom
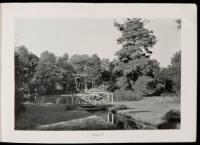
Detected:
left=33, top=92, right=114, bottom=105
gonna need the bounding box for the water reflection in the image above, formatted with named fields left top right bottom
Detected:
left=89, top=110, right=155, bottom=130
left=107, top=113, right=114, bottom=124
left=89, top=111, right=133, bottom=129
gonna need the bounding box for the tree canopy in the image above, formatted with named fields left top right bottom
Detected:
left=157, top=50, right=181, bottom=94
left=114, top=18, right=157, bottom=63
left=111, top=18, right=160, bottom=96
left=15, top=18, right=181, bottom=99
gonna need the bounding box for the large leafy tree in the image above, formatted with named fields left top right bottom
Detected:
left=114, top=18, right=157, bottom=63
left=170, top=51, right=181, bottom=92
left=101, top=58, right=110, bottom=71
left=85, top=54, right=101, bottom=76
left=112, top=18, right=159, bottom=95
left=100, top=58, right=112, bottom=84
left=155, top=20, right=181, bottom=95
left=33, top=51, right=57, bottom=95
left=69, top=54, right=102, bottom=88
left=15, top=46, right=39, bottom=119
left=56, top=53, right=76, bottom=94
left=15, top=52, right=26, bottom=120
left=15, top=46, right=39, bottom=90
left=69, top=54, right=90, bottom=75
left=157, top=51, right=181, bottom=94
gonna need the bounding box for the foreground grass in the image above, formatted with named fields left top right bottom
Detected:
left=116, top=96, right=180, bottom=127
left=15, top=104, right=91, bottom=130
left=15, top=96, right=180, bottom=130
left=36, top=115, right=116, bottom=130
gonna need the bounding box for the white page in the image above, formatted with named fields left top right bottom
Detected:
left=0, top=3, right=197, bottom=143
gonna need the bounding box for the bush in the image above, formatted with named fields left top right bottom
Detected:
left=133, top=76, right=163, bottom=97
left=161, top=109, right=180, bottom=123
left=15, top=89, right=26, bottom=121
left=107, top=84, right=119, bottom=92
left=114, top=90, right=143, bottom=101
left=116, top=104, right=128, bottom=110
left=157, top=109, right=180, bottom=129
left=65, top=104, right=79, bottom=111
left=133, top=76, right=155, bottom=96
left=111, top=104, right=128, bottom=114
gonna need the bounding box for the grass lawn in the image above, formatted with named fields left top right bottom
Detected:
left=36, top=115, right=116, bottom=130
left=115, top=96, right=180, bottom=127
left=15, top=104, right=91, bottom=130
left=15, top=96, right=180, bottom=130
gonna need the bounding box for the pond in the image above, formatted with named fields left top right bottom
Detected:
left=87, top=109, right=156, bottom=130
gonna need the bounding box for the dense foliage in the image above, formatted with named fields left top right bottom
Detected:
left=156, top=51, right=181, bottom=95
left=15, top=18, right=181, bottom=109
left=109, top=19, right=162, bottom=98
left=15, top=46, right=39, bottom=120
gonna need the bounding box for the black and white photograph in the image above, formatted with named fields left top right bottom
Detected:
left=14, top=18, right=181, bottom=130
left=0, top=3, right=197, bottom=143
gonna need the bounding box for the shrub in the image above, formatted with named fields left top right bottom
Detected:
left=157, top=109, right=180, bottom=129
left=65, top=104, right=79, bottom=111
left=111, top=104, right=128, bottom=114
left=114, top=90, right=143, bottom=101
left=133, top=76, right=163, bottom=97
left=15, top=89, right=26, bottom=121
left=133, top=76, right=155, bottom=96
left=116, top=104, right=128, bottom=110
left=161, top=109, right=180, bottom=123
left=107, top=84, right=119, bottom=92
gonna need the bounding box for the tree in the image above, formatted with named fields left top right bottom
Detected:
left=100, top=58, right=112, bottom=84
left=15, top=46, right=39, bottom=91
left=69, top=54, right=90, bottom=75
left=133, top=75, right=163, bottom=97
left=157, top=51, right=181, bottom=94
left=33, top=51, right=57, bottom=95
left=15, top=52, right=26, bottom=120
left=169, top=51, right=181, bottom=93
left=69, top=54, right=102, bottom=88
left=85, top=54, right=101, bottom=76
left=156, top=68, right=174, bottom=93
left=56, top=53, right=76, bottom=94
left=15, top=45, right=39, bottom=120
left=114, top=18, right=157, bottom=63
left=101, top=58, right=110, bottom=71
left=15, top=46, right=31, bottom=85
left=106, top=59, right=121, bottom=92
left=112, top=19, right=159, bottom=95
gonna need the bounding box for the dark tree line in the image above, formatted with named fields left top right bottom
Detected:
left=15, top=47, right=104, bottom=96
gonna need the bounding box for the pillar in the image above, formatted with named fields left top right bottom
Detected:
left=111, top=93, right=114, bottom=105
left=107, top=113, right=110, bottom=123
left=111, top=114, right=114, bottom=124
left=107, top=93, right=109, bottom=105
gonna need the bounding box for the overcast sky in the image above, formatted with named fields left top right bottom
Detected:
left=15, top=18, right=180, bottom=67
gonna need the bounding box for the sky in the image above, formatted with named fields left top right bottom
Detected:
left=15, top=18, right=180, bottom=67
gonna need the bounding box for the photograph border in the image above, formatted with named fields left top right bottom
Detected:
left=0, top=3, right=197, bottom=143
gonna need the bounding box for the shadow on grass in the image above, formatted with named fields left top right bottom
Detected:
left=129, top=110, right=151, bottom=113
left=15, top=104, right=91, bottom=130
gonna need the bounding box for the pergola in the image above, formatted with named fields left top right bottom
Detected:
left=75, top=73, right=100, bottom=93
